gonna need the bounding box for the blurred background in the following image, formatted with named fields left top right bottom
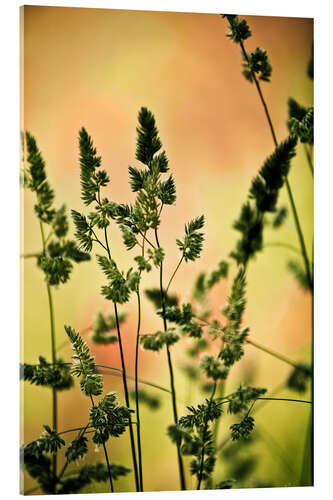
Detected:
left=21, top=6, right=313, bottom=493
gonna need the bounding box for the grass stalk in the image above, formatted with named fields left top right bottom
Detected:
left=238, top=38, right=313, bottom=292
left=154, top=228, right=186, bottom=491
left=89, top=395, right=114, bottom=493
left=103, top=213, right=140, bottom=492
left=245, top=338, right=299, bottom=368
left=304, top=145, right=314, bottom=177
left=40, top=221, right=58, bottom=493
left=135, top=289, right=144, bottom=491
left=114, top=302, right=140, bottom=492
left=197, top=382, right=217, bottom=490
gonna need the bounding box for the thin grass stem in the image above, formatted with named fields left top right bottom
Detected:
left=135, top=289, right=144, bottom=491
left=39, top=221, right=58, bottom=494
left=154, top=228, right=186, bottom=491
left=197, top=382, right=217, bottom=490
left=237, top=36, right=313, bottom=292
left=89, top=395, right=114, bottom=493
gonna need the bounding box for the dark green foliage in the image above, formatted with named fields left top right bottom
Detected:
left=159, top=303, right=193, bottom=324
left=200, top=355, right=229, bottom=381
left=222, top=14, right=251, bottom=43
left=134, top=255, right=152, bottom=272
left=158, top=174, right=176, bottom=205
left=65, top=325, right=103, bottom=396
left=260, top=136, right=298, bottom=187
left=158, top=302, right=203, bottom=338
left=272, top=206, right=288, bottom=228
left=37, top=255, right=73, bottom=286
left=71, top=209, right=94, bottom=252
left=129, top=389, right=161, bottom=410
left=230, top=416, right=255, bottom=441
left=97, top=255, right=133, bottom=303
left=79, top=127, right=107, bottom=206
left=128, top=166, right=149, bottom=192
left=215, top=479, right=235, bottom=489
left=182, top=321, right=203, bottom=338
left=89, top=392, right=133, bottom=443
left=147, top=247, right=165, bottom=267
left=231, top=202, right=264, bottom=264
left=90, top=311, right=126, bottom=345
left=207, top=260, right=229, bottom=289
left=47, top=239, right=90, bottom=263
left=223, top=267, right=246, bottom=333
left=122, top=108, right=176, bottom=237
left=288, top=107, right=313, bottom=145
left=65, top=435, right=88, bottom=462
left=227, top=385, right=267, bottom=414
left=230, top=456, right=257, bottom=482
left=177, top=399, right=222, bottom=483
left=140, top=330, right=180, bottom=351
left=231, top=136, right=297, bottom=264
left=287, top=363, right=312, bottom=393
left=186, top=338, right=208, bottom=358
left=192, top=272, right=207, bottom=303
left=23, top=444, right=54, bottom=494
left=167, top=424, right=192, bottom=447
left=250, top=136, right=298, bottom=211
left=219, top=328, right=248, bottom=367
left=52, top=205, right=69, bottom=237
left=181, top=364, right=201, bottom=381
left=287, top=259, right=310, bottom=290
left=108, top=464, right=132, bottom=480
left=217, top=268, right=249, bottom=367
left=243, top=47, right=272, bottom=82
left=145, top=287, right=178, bottom=309
left=58, top=463, right=131, bottom=494
left=122, top=107, right=177, bottom=237
left=307, top=42, right=313, bottom=80
left=39, top=425, right=66, bottom=453
left=288, top=97, right=307, bottom=124
left=176, top=215, right=205, bottom=262
left=24, top=132, right=90, bottom=286
left=136, top=107, right=165, bottom=169
left=25, top=132, right=55, bottom=223
left=120, top=225, right=138, bottom=250
left=21, top=356, right=73, bottom=391
left=179, top=399, right=222, bottom=429
left=23, top=427, right=66, bottom=493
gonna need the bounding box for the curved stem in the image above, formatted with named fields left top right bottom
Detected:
left=165, top=255, right=184, bottom=295
left=304, top=144, right=314, bottom=177
left=37, top=361, right=171, bottom=394
left=40, top=221, right=57, bottom=493
left=154, top=229, right=186, bottom=491
left=213, top=381, right=225, bottom=444
left=264, top=241, right=300, bottom=255
left=237, top=36, right=312, bottom=293
left=255, top=397, right=311, bottom=404
left=138, top=230, right=156, bottom=250
left=21, top=252, right=39, bottom=259
left=135, top=290, right=143, bottom=491
left=197, top=382, right=217, bottom=490
left=284, top=179, right=313, bottom=291
left=57, top=424, right=89, bottom=484
left=245, top=338, right=300, bottom=368
left=102, top=219, right=140, bottom=492
left=194, top=314, right=305, bottom=371
left=114, top=303, right=140, bottom=492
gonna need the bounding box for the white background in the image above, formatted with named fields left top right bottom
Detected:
left=0, top=0, right=331, bottom=498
